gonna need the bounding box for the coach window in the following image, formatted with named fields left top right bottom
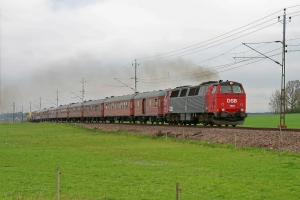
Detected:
left=158, top=99, right=161, bottom=107
left=149, top=99, right=152, bottom=106
left=170, top=90, right=179, bottom=98
left=130, top=102, right=132, bottom=108
left=212, top=86, right=217, bottom=94
left=180, top=89, right=187, bottom=97
left=137, top=100, right=140, bottom=107
left=155, top=99, right=157, bottom=107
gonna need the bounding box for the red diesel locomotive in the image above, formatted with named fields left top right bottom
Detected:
left=28, top=80, right=247, bottom=126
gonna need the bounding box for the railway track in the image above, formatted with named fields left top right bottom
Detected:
left=76, top=122, right=300, bottom=153
left=77, top=122, right=300, bottom=132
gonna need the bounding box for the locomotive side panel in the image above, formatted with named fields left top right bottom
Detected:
left=186, top=86, right=207, bottom=113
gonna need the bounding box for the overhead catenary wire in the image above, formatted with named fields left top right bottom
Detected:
left=139, top=20, right=280, bottom=64
left=139, top=46, right=283, bottom=83
left=137, top=9, right=283, bottom=61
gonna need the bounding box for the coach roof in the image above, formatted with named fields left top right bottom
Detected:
left=134, top=90, right=168, bottom=99
left=83, top=99, right=105, bottom=105
left=104, top=94, right=136, bottom=103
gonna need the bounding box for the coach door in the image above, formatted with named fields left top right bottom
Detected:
left=142, top=99, right=146, bottom=114
left=208, top=86, right=217, bottom=112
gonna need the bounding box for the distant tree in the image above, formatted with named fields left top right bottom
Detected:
left=286, top=80, right=300, bottom=113
left=269, top=80, right=300, bottom=114
left=268, top=89, right=281, bottom=113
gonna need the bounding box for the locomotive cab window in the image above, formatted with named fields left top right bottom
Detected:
left=220, top=85, right=231, bottom=93
left=212, top=86, right=217, bottom=94
left=180, top=89, right=187, bottom=97
left=170, top=90, right=179, bottom=98
left=188, top=87, right=199, bottom=96
left=233, top=85, right=243, bottom=93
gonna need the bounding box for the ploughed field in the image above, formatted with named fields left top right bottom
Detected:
left=1, top=122, right=300, bottom=199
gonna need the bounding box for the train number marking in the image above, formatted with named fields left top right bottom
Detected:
left=227, top=98, right=237, bottom=103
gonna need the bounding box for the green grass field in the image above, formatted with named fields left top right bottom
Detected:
left=243, top=113, right=300, bottom=128
left=1, top=122, right=300, bottom=199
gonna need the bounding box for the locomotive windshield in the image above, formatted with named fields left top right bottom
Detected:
left=220, top=85, right=244, bottom=93
left=232, top=85, right=243, bottom=93
left=220, top=85, right=231, bottom=93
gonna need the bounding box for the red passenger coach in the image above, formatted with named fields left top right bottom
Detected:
left=48, top=107, right=57, bottom=121
left=69, top=102, right=82, bottom=122
left=83, top=99, right=104, bottom=122
left=40, top=109, right=48, bottom=122
left=134, top=90, right=168, bottom=124
left=103, top=94, right=135, bottom=123
left=56, top=104, right=69, bottom=122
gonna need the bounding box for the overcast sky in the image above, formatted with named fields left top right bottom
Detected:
left=1, top=0, right=300, bottom=113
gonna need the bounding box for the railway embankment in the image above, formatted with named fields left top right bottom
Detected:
left=79, top=123, right=300, bottom=153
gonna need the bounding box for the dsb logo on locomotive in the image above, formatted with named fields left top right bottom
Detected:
left=227, top=98, right=237, bottom=103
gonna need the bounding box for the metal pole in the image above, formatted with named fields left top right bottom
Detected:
left=80, top=78, right=86, bottom=122
left=57, top=89, right=59, bottom=107
left=132, top=59, right=139, bottom=93
left=135, top=59, right=137, bottom=93
left=279, top=9, right=287, bottom=128
left=13, top=102, right=15, bottom=123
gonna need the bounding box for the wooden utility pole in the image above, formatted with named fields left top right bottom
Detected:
left=176, top=182, right=180, bottom=200
left=57, top=167, right=60, bottom=200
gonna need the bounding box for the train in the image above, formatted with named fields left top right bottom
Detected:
left=28, top=80, right=247, bottom=127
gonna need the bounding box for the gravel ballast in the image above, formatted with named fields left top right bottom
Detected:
left=79, top=123, right=300, bottom=153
